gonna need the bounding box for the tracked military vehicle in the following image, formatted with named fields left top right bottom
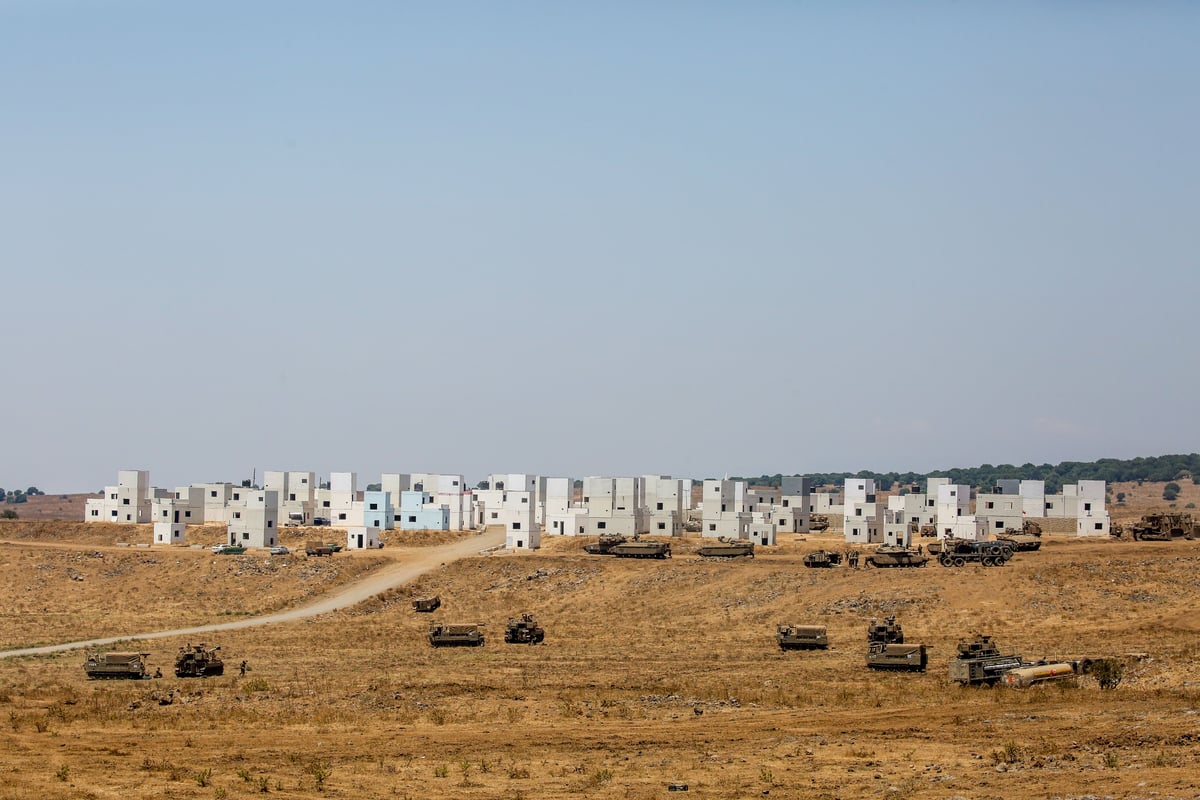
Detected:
left=585, top=535, right=671, bottom=559
left=865, top=615, right=928, bottom=671
left=802, top=550, right=842, bottom=568
left=428, top=622, right=485, bottom=647
left=949, top=634, right=1024, bottom=685
left=503, top=613, right=545, bottom=644
left=808, top=514, right=831, bottom=531
left=174, top=643, right=224, bottom=677
left=864, top=545, right=929, bottom=568
left=996, top=520, right=1043, bottom=551
left=84, top=651, right=153, bottom=680
left=412, top=595, right=441, bottom=612
left=696, top=538, right=755, bottom=558
left=933, top=539, right=1013, bottom=567
left=1128, top=512, right=1196, bottom=541
left=776, top=624, right=829, bottom=650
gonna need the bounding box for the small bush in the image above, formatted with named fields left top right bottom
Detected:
left=193, top=768, right=212, bottom=787
left=1092, top=659, right=1125, bottom=690
left=589, top=768, right=613, bottom=786
left=54, top=764, right=70, bottom=782
left=434, top=764, right=449, bottom=778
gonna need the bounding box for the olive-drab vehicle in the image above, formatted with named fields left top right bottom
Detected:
left=949, top=634, right=1024, bottom=685
left=584, top=535, right=671, bottom=559
left=865, top=615, right=929, bottom=672
left=808, top=514, right=831, bottom=531
left=802, top=550, right=842, bottom=568
left=174, top=643, right=224, bottom=677
left=503, top=613, right=545, bottom=644
left=428, top=622, right=485, bottom=647
left=84, top=651, right=154, bottom=680
left=931, top=539, right=1014, bottom=567
left=864, top=545, right=929, bottom=568
left=695, top=537, right=755, bottom=558
left=996, top=520, right=1043, bottom=551
left=1125, top=512, right=1197, bottom=541
left=776, top=624, right=829, bottom=650
left=412, top=596, right=442, bottom=612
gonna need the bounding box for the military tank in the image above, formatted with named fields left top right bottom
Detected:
left=996, top=520, right=1043, bottom=551
left=428, top=622, right=485, bottom=647
left=503, top=613, right=545, bottom=644
left=583, top=534, right=627, bottom=554
left=802, top=550, right=842, bottom=568
left=808, top=514, right=831, bottom=531
left=84, top=651, right=153, bottom=680
left=949, top=634, right=1024, bottom=685
left=174, top=643, right=224, bottom=677
left=585, top=535, right=671, bottom=559
left=863, top=545, right=928, bottom=568
left=776, top=624, right=828, bottom=650
left=865, top=615, right=928, bottom=671
left=695, top=537, right=754, bottom=558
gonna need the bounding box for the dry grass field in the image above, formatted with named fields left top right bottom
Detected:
left=2, top=514, right=1200, bottom=800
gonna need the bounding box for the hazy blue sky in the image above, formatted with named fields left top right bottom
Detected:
left=3, top=2, right=1197, bottom=492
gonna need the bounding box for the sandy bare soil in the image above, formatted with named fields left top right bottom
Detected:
left=2, top=524, right=1199, bottom=799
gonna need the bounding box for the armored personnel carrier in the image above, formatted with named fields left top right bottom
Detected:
left=865, top=615, right=928, bottom=671
left=696, top=537, right=754, bottom=558
left=503, top=613, right=545, bottom=644
left=863, top=545, right=929, bottom=568
left=949, top=634, right=1024, bottom=685
left=1128, top=512, right=1196, bottom=541
left=412, top=595, right=441, bottom=612
left=428, top=622, right=485, bottom=647
left=802, top=550, right=842, bottom=568
left=174, top=643, right=224, bottom=678
left=84, top=651, right=153, bottom=680
left=776, top=624, right=828, bottom=650
left=586, top=535, right=671, bottom=559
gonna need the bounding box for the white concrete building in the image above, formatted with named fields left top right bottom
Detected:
left=701, top=479, right=751, bottom=539
left=973, top=492, right=1024, bottom=536
left=1019, top=480, right=1046, bottom=517
left=328, top=472, right=359, bottom=527
left=843, top=478, right=883, bottom=544
left=346, top=526, right=382, bottom=550
left=580, top=476, right=647, bottom=537
left=643, top=475, right=689, bottom=537
left=85, top=469, right=153, bottom=524
left=264, top=470, right=316, bottom=526
left=226, top=489, right=279, bottom=549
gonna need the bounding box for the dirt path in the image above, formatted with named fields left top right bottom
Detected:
left=0, top=529, right=507, bottom=659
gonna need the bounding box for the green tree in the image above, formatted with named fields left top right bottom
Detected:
left=0, top=509, right=17, bottom=520
left=1116, top=492, right=1126, bottom=503
left=366, top=483, right=382, bottom=492
left=1163, top=484, right=1180, bottom=502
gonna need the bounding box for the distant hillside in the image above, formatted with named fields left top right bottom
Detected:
left=730, top=453, right=1200, bottom=494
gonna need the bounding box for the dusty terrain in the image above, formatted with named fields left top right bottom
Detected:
left=2, top=515, right=1199, bottom=799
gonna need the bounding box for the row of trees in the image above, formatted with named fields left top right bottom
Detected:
left=1, top=487, right=43, bottom=504
left=729, top=453, right=1200, bottom=494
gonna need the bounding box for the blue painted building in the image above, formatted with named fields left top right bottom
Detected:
left=398, top=491, right=450, bottom=531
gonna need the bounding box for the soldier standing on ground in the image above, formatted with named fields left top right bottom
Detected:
left=239, top=660, right=247, bottom=676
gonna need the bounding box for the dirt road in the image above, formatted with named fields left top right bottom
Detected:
left=0, top=529, right=506, bottom=658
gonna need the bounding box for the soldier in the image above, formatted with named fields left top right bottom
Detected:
left=239, top=660, right=247, bottom=677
